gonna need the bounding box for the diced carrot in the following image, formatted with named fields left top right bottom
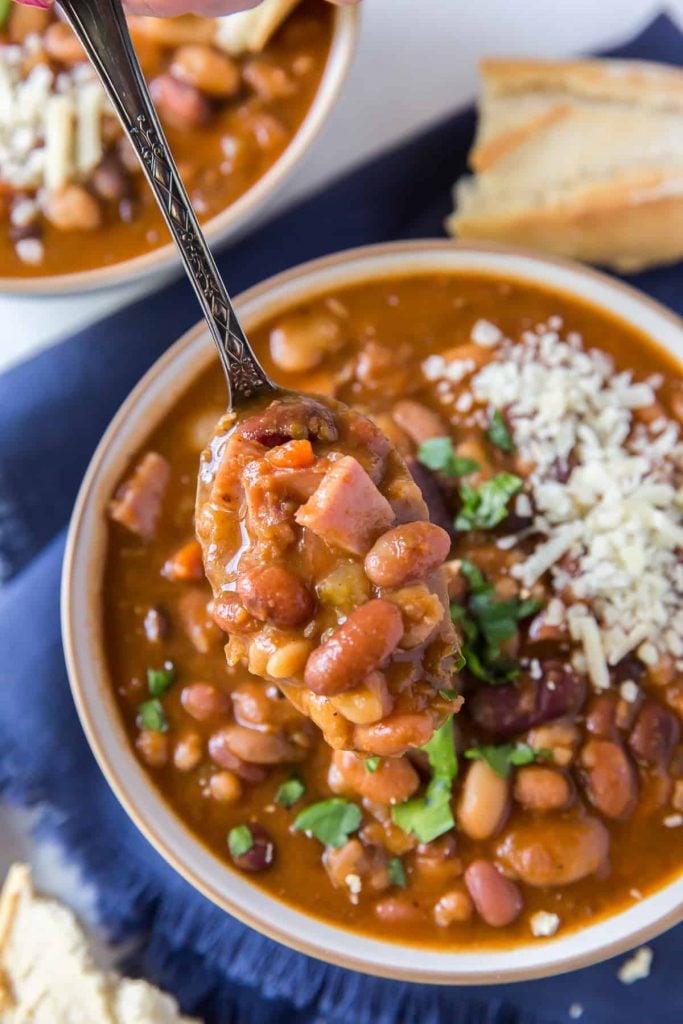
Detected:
left=163, top=539, right=205, bottom=582
left=266, top=439, right=315, bottom=469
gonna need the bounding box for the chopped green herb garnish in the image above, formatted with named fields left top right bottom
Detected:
left=486, top=410, right=516, bottom=454
left=364, top=757, right=381, bottom=773
left=147, top=661, right=176, bottom=698
left=455, top=472, right=522, bottom=531
left=392, top=718, right=457, bottom=843
left=275, top=776, right=306, bottom=808
left=438, top=688, right=459, bottom=701
left=138, top=698, right=168, bottom=733
left=418, top=437, right=479, bottom=478
left=450, top=562, right=542, bottom=684
left=228, top=824, right=254, bottom=857
left=387, top=857, right=407, bottom=888
left=465, top=743, right=550, bottom=779
left=293, top=798, right=361, bottom=847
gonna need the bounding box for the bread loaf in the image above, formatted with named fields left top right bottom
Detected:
left=0, top=864, right=200, bottom=1024
left=447, top=58, right=683, bottom=271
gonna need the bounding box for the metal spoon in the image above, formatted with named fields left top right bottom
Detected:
left=58, top=0, right=277, bottom=409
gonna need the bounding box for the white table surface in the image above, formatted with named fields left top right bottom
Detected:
left=2, top=0, right=683, bottom=954
left=1, top=0, right=682, bottom=374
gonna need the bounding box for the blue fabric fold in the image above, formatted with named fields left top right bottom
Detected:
left=1, top=12, right=683, bottom=1024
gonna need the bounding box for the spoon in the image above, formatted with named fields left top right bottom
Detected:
left=59, top=0, right=461, bottom=754
left=58, top=0, right=277, bottom=410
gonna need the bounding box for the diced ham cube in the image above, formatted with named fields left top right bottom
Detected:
left=108, top=451, right=170, bottom=540
left=295, top=455, right=395, bottom=555
left=211, top=434, right=264, bottom=509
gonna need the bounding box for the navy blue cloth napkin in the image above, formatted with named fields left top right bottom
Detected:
left=1, top=13, right=683, bottom=1024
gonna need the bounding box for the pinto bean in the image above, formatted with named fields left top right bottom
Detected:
left=209, top=770, right=242, bottom=803
left=173, top=731, right=202, bottom=772
left=364, top=521, right=451, bottom=588
left=580, top=739, right=638, bottom=819
left=469, top=662, right=586, bottom=737
left=181, top=682, right=230, bottom=722
left=391, top=401, right=447, bottom=446
left=207, top=736, right=266, bottom=783
left=586, top=694, right=619, bottom=739
left=497, top=815, right=609, bottom=886
left=43, top=185, right=102, bottom=232
left=413, top=835, right=462, bottom=887
left=353, top=711, right=435, bottom=757
left=513, top=766, right=573, bottom=812
left=150, top=74, right=210, bottom=130
left=464, top=860, right=523, bottom=928
left=136, top=729, right=168, bottom=768
left=457, top=760, right=510, bottom=840
left=628, top=702, right=681, bottom=767
left=324, top=839, right=389, bottom=894
left=373, top=896, right=423, bottom=926
left=209, top=724, right=303, bottom=765
left=434, top=886, right=473, bottom=926
left=328, top=749, right=420, bottom=805
left=171, top=44, right=240, bottom=98
left=330, top=671, right=394, bottom=725
left=230, top=822, right=275, bottom=872
left=237, top=564, right=315, bottom=629
left=304, top=600, right=403, bottom=696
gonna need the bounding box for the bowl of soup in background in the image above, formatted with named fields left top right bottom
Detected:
left=63, top=240, right=683, bottom=983
left=0, top=1, right=357, bottom=294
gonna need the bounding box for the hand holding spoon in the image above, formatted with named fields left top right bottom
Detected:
left=59, top=0, right=461, bottom=755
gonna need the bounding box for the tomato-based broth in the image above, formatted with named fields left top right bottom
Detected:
left=0, top=1, right=332, bottom=278
left=104, top=272, right=683, bottom=948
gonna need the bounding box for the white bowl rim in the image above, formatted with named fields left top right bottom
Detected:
left=0, top=4, right=358, bottom=296
left=62, top=239, right=683, bottom=985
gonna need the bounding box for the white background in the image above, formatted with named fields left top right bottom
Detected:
left=1, top=0, right=682, bottom=373
left=2, top=0, right=683, bottom=940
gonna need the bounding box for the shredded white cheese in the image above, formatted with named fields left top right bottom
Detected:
left=529, top=911, right=560, bottom=937
left=471, top=318, right=503, bottom=348
left=345, top=873, right=362, bottom=895
left=469, top=322, right=683, bottom=689
left=617, top=946, right=653, bottom=984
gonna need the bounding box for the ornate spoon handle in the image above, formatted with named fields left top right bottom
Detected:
left=58, top=0, right=276, bottom=406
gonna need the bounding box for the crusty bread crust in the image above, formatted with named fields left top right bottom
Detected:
left=449, top=56, right=683, bottom=270
left=480, top=57, right=683, bottom=107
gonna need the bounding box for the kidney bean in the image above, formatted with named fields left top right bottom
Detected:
left=497, top=815, right=609, bottom=886
left=469, top=662, right=586, bottom=738
left=513, top=766, right=573, bottom=812
left=457, top=760, right=510, bottom=840
left=181, top=682, right=231, bottom=722
left=239, top=397, right=338, bottom=447
left=329, top=670, right=394, bottom=725
left=328, top=749, right=419, bottom=805
left=364, top=521, right=451, bottom=589
left=230, top=823, right=275, bottom=872
left=150, top=74, right=210, bottom=130
left=171, top=44, right=240, bottom=98
left=580, top=739, right=638, bottom=819
left=391, top=400, right=447, bottom=446
left=236, top=564, right=315, bottom=629
left=628, top=702, right=681, bottom=767
left=304, top=599, right=403, bottom=696
left=464, top=860, right=523, bottom=928
left=434, top=886, right=473, bottom=926
left=353, top=712, right=435, bottom=757
left=210, top=724, right=303, bottom=765
left=207, top=734, right=266, bottom=783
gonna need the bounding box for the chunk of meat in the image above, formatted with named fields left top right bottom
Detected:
left=296, top=456, right=396, bottom=555
left=108, top=452, right=170, bottom=540
left=239, top=396, right=338, bottom=448
left=392, top=400, right=447, bottom=446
